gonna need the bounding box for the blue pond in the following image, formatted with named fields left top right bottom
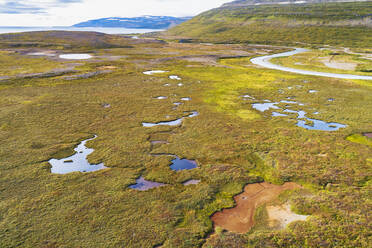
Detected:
left=49, top=135, right=107, bottom=174
left=252, top=98, right=347, bottom=131
left=272, top=112, right=288, bottom=117
left=129, top=176, right=166, bottom=191
left=252, top=102, right=280, bottom=112
left=170, top=157, right=198, bottom=171
left=297, top=118, right=347, bottom=131
left=283, top=109, right=346, bottom=131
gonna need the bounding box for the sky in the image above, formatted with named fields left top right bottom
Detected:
left=0, top=0, right=232, bottom=26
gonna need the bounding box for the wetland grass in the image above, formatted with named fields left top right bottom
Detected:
left=0, top=31, right=371, bottom=248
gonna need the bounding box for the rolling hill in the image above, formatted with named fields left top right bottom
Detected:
left=166, top=0, right=372, bottom=47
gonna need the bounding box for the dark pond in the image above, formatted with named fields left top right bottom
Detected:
left=129, top=176, right=166, bottom=191
left=170, top=157, right=198, bottom=171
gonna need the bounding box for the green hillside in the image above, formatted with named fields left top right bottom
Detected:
left=167, top=1, right=372, bottom=47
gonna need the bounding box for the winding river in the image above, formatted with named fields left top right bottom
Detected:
left=251, top=48, right=372, bottom=80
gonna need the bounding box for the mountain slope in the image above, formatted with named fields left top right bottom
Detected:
left=223, top=0, right=369, bottom=6
left=73, top=16, right=191, bottom=29
left=166, top=1, right=372, bottom=47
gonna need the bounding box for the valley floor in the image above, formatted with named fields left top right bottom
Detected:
left=0, top=32, right=371, bottom=248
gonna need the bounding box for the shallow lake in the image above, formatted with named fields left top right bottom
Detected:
left=297, top=118, right=347, bottom=131
left=169, top=75, right=181, bottom=80
left=283, top=109, right=346, bottom=131
left=252, top=102, right=280, bottom=112
left=49, top=136, right=106, bottom=174
left=272, top=112, right=288, bottom=117
left=143, top=70, right=167, bottom=75
left=170, top=157, right=198, bottom=171
left=59, top=54, right=92, bottom=60
left=142, top=111, right=198, bottom=127
left=129, top=176, right=166, bottom=191
left=28, top=52, right=55, bottom=57
left=155, top=96, right=167, bottom=100
left=183, top=179, right=201, bottom=185
left=251, top=98, right=346, bottom=131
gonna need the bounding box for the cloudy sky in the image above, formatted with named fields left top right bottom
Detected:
left=0, top=0, right=232, bottom=26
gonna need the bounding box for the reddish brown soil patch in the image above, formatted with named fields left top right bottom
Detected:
left=211, top=182, right=301, bottom=233
left=363, top=133, right=372, bottom=138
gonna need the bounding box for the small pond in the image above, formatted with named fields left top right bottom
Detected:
left=272, top=112, right=288, bottom=117
left=169, top=75, right=181, bottom=80
left=59, top=54, right=92, bottom=60
left=150, top=153, right=198, bottom=171
left=283, top=109, right=346, bottom=131
left=252, top=98, right=347, bottom=131
left=28, top=52, right=55, bottom=57
left=297, top=118, right=347, bottom=131
left=155, top=96, right=167, bottom=100
left=129, top=176, right=166, bottom=191
left=49, top=135, right=106, bottom=174
left=143, top=70, right=167, bottom=75
left=241, top=95, right=255, bottom=100
left=280, top=100, right=298, bottom=104
left=170, top=157, right=198, bottom=171
left=252, top=102, right=280, bottom=112
left=151, top=140, right=169, bottom=145
left=142, top=111, right=198, bottom=127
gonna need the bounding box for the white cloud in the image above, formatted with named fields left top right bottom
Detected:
left=0, top=0, right=232, bottom=26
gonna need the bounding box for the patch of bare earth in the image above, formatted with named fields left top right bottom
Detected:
left=267, top=204, right=308, bottom=229
left=320, top=57, right=357, bottom=70
left=211, top=182, right=301, bottom=233
left=344, top=48, right=372, bottom=61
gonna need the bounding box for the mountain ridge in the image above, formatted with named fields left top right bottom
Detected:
left=166, top=0, right=372, bottom=47
left=223, top=0, right=369, bottom=7
left=73, top=16, right=192, bottom=29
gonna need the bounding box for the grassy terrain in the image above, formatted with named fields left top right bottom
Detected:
left=0, top=51, right=66, bottom=77
left=0, top=31, right=136, bottom=49
left=166, top=1, right=372, bottom=48
left=271, top=49, right=372, bottom=76
left=0, top=31, right=371, bottom=247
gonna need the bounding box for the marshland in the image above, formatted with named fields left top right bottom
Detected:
left=0, top=1, right=371, bottom=248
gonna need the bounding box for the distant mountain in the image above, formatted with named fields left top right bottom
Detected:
left=73, top=16, right=192, bottom=29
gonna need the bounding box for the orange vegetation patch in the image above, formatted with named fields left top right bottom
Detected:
left=211, top=182, right=301, bottom=233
